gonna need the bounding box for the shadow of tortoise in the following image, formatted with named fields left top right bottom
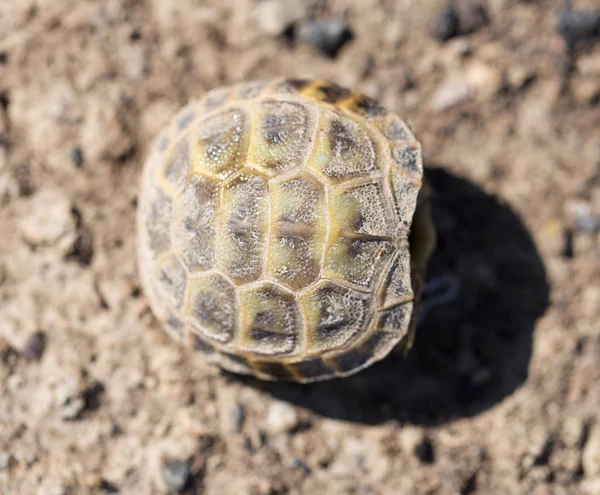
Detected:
left=228, top=166, right=550, bottom=425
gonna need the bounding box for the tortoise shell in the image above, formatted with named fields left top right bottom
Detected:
left=136, top=78, right=435, bottom=382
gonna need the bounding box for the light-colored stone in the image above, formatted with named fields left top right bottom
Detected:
left=431, top=79, right=474, bottom=111
left=118, top=44, right=148, bottom=81
left=398, top=426, right=425, bottom=453
left=0, top=451, right=15, bottom=470
left=566, top=200, right=599, bottom=233
left=81, top=95, right=134, bottom=163
left=19, top=189, right=75, bottom=247
left=7, top=374, right=25, bottom=391
left=266, top=400, right=299, bottom=435
left=254, top=0, right=308, bottom=36
left=465, top=61, right=503, bottom=99
left=56, top=375, right=86, bottom=421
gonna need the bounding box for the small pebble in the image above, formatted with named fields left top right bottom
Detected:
left=561, top=228, right=575, bottom=259
left=61, top=396, right=86, bottom=421
left=22, top=330, right=46, bottom=361
left=231, top=403, right=245, bottom=433
left=583, top=424, right=600, bottom=477
left=70, top=147, right=84, bottom=168
left=431, top=0, right=488, bottom=41
left=254, top=0, right=309, bottom=36
left=461, top=472, right=478, bottom=494
left=533, top=432, right=556, bottom=466
left=414, top=436, right=436, bottom=464
left=465, top=62, right=503, bottom=99
left=14, top=163, right=35, bottom=196
left=110, top=421, right=122, bottom=436
left=162, top=459, right=191, bottom=493
left=68, top=227, right=94, bottom=266
left=99, top=479, right=119, bottom=493
left=266, top=401, right=299, bottom=434
left=56, top=376, right=94, bottom=421
left=557, top=7, right=600, bottom=46
left=296, top=19, right=354, bottom=58
left=84, top=381, right=105, bottom=411
left=454, top=0, right=489, bottom=35
left=289, top=458, right=311, bottom=475
left=566, top=200, right=600, bottom=233
left=119, top=45, right=147, bottom=81
left=0, top=452, right=15, bottom=470
left=431, top=80, right=474, bottom=111
left=431, top=4, right=459, bottom=41
left=18, top=188, right=75, bottom=247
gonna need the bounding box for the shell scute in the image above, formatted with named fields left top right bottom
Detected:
left=248, top=99, right=316, bottom=175
left=217, top=173, right=269, bottom=284
left=239, top=283, right=301, bottom=356
left=193, top=108, right=250, bottom=179
left=269, top=173, right=326, bottom=290
left=307, top=108, right=379, bottom=183
left=173, top=175, right=219, bottom=271
left=187, top=272, right=237, bottom=343
left=300, top=280, right=373, bottom=354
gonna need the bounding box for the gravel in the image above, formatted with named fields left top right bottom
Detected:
left=162, top=459, right=191, bottom=493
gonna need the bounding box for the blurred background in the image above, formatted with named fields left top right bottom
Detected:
left=0, top=0, right=599, bottom=494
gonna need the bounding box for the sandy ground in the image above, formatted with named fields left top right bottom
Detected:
left=0, top=0, right=599, bottom=494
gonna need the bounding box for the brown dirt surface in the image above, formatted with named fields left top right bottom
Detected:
left=1, top=0, right=599, bottom=494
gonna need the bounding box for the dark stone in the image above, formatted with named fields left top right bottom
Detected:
left=431, top=0, right=489, bottom=42
left=461, top=472, right=478, bottom=494
left=70, top=147, right=84, bottom=168
left=289, top=458, right=311, bottom=475
left=162, top=459, right=191, bottom=493
left=22, top=331, right=46, bottom=361
left=432, top=4, right=459, bottom=41
left=99, top=479, right=119, bottom=493
left=296, top=19, right=354, bottom=58
left=557, top=7, right=600, bottom=46
left=66, top=207, right=94, bottom=266
left=231, top=403, right=245, bottom=433
left=455, top=0, right=489, bottom=35
left=14, top=163, right=35, bottom=197
left=561, top=228, right=574, bottom=259
left=83, top=381, right=105, bottom=411
left=414, top=436, right=436, bottom=464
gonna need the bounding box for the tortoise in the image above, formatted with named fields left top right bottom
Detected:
left=136, top=78, right=436, bottom=383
